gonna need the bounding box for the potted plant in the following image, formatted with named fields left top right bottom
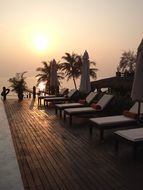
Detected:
left=8, top=72, right=28, bottom=101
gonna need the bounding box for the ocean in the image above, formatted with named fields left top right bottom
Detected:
left=0, top=76, right=79, bottom=98
left=0, top=76, right=37, bottom=99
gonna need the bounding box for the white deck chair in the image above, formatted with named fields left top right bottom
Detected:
left=44, top=89, right=78, bottom=106
left=89, top=102, right=143, bottom=141
left=114, top=128, right=143, bottom=159
left=55, top=92, right=98, bottom=117
left=38, top=88, right=68, bottom=106
left=64, top=94, right=114, bottom=126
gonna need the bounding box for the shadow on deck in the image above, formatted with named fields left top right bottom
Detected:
left=4, top=99, right=143, bottom=190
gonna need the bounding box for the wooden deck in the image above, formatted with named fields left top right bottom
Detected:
left=4, top=99, right=143, bottom=190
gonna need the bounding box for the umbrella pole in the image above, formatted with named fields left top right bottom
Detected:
left=138, top=101, right=141, bottom=121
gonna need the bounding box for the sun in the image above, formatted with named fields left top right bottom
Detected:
left=33, top=34, right=48, bottom=51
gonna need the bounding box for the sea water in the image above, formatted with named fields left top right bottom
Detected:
left=0, top=76, right=37, bottom=99
left=0, top=76, right=79, bottom=99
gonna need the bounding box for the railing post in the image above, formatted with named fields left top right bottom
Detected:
left=33, top=86, right=36, bottom=99
left=29, top=92, right=31, bottom=98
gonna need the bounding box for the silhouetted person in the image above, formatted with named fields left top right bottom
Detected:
left=1, top=87, right=10, bottom=101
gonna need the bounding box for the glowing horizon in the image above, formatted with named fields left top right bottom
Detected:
left=0, top=0, right=143, bottom=80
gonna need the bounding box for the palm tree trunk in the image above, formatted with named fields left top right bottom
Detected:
left=73, top=77, right=77, bottom=89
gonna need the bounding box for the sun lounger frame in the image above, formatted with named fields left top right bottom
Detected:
left=55, top=92, right=97, bottom=117
left=114, top=128, right=143, bottom=160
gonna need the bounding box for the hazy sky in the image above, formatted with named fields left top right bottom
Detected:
left=1, top=0, right=143, bottom=80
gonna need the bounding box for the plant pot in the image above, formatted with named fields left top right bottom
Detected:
left=18, top=93, right=24, bottom=101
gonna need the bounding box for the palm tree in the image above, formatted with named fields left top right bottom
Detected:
left=36, top=61, right=51, bottom=93
left=8, top=71, right=28, bottom=101
left=36, top=60, right=64, bottom=94
left=117, top=50, right=136, bottom=75
left=60, top=52, right=98, bottom=89
left=59, top=53, right=79, bottom=89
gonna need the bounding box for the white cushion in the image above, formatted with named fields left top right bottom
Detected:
left=64, top=94, right=114, bottom=114
left=56, top=103, right=81, bottom=108
left=68, top=89, right=77, bottom=98
left=45, top=97, right=67, bottom=101
left=89, top=115, right=136, bottom=126
left=86, top=92, right=97, bottom=104
left=97, top=94, right=114, bottom=109
left=129, top=102, right=143, bottom=114
left=64, top=107, right=96, bottom=114
left=115, top=128, right=143, bottom=142
left=39, top=95, right=56, bottom=99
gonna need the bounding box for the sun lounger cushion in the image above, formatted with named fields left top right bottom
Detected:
left=45, top=97, right=68, bottom=101
left=90, top=115, right=136, bottom=126
left=115, top=128, right=143, bottom=142
left=78, top=92, right=97, bottom=105
left=64, top=107, right=103, bottom=114
left=123, top=110, right=138, bottom=119
left=39, top=94, right=56, bottom=99
left=67, top=89, right=77, bottom=98
left=86, top=92, right=97, bottom=104
left=91, top=103, right=102, bottom=110
left=44, top=89, right=77, bottom=102
left=64, top=94, right=114, bottom=114
left=96, top=94, right=114, bottom=110
left=56, top=103, right=83, bottom=108
left=64, top=107, right=99, bottom=114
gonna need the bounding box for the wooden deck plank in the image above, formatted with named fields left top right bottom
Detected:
left=4, top=99, right=143, bottom=190
left=21, top=107, right=91, bottom=190
left=27, top=109, right=111, bottom=190
left=6, top=102, right=47, bottom=190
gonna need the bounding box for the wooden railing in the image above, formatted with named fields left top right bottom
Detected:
left=24, top=86, right=37, bottom=99
left=1, top=86, right=37, bottom=100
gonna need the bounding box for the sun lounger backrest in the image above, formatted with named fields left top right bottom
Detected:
left=96, top=94, right=114, bottom=110
left=86, top=92, right=97, bottom=104
left=129, top=102, right=143, bottom=114
left=59, top=88, right=68, bottom=95
left=67, top=89, right=77, bottom=98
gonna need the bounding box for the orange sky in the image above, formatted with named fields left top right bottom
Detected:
left=0, top=0, right=143, bottom=82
